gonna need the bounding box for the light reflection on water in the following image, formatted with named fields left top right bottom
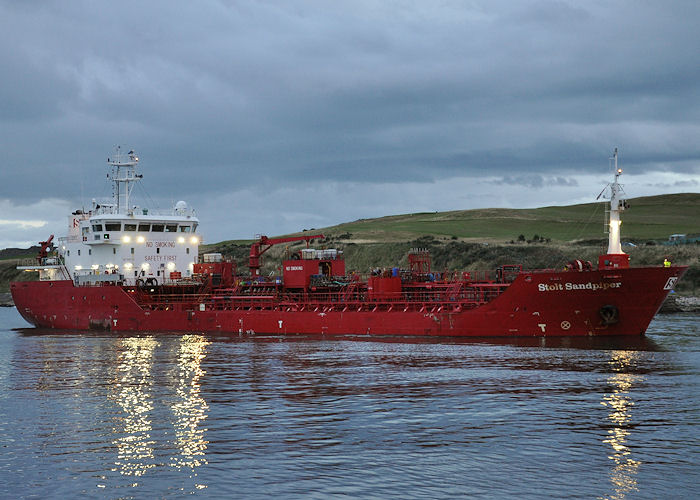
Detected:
left=0, top=308, right=698, bottom=498
left=108, top=335, right=211, bottom=489
left=601, top=352, right=642, bottom=500
left=110, top=337, right=158, bottom=478
left=168, top=335, right=210, bottom=474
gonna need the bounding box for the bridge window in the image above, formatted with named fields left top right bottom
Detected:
left=165, top=224, right=177, bottom=232
left=151, top=224, right=164, bottom=232
left=124, top=224, right=137, bottom=231
left=179, top=225, right=191, bottom=232
left=92, top=224, right=103, bottom=232
left=138, top=224, right=150, bottom=231
left=105, top=223, right=121, bottom=231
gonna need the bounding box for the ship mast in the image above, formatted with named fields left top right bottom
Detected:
left=606, top=147, right=625, bottom=255
left=107, top=146, right=141, bottom=214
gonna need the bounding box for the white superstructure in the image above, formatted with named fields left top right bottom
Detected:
left=55, top=147, right=200, bottom=285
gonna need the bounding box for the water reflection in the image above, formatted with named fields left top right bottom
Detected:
left=110, top=336, right=158, bottom=477
left=601, top=351, right=642, bottom=500
left=169, top=334, right=210, bottom=471
left=109, top=334, right=211, bottom=487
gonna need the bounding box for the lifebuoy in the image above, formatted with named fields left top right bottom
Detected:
left=599, top=304, right=619, bottom=325
left=145, top=277, right=157, bottom=287
left=135, top=278, right=145, bottom=287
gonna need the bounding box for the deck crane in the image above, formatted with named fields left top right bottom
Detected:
left=37, top=235, right=54, bottom=264
left=249, top=234, right=324, bottom=276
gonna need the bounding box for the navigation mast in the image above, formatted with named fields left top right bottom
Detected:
left=607, top=148, right=626, bottom=255
left=107, top=146, right=142, bottom=214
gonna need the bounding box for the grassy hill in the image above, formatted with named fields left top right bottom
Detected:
left=0, top=247, right=38, bottom=260
left=277, top=193, right=700, bottom=244
left=0, top=248, right=38, bottom=294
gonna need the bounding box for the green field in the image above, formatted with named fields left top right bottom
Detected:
left=296, top=193, right=700, bottom=243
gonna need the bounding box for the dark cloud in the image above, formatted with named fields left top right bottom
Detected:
left=647, top=179, right=699, bottom=189
left=494, top=175, right=579, bottom=189
left=1, top=1, right=699, bottom=244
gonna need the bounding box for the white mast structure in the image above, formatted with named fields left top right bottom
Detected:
left=108, top=146, right=141, bottom=214
left=604, top=147, right=626, bottom=255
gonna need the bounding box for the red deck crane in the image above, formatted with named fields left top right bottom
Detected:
left=37, top=235, right=54, bottom=264
left=249, top=234, right=324, bottom=276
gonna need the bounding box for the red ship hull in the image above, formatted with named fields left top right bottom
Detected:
left=11, top=265, right=686, bottom=337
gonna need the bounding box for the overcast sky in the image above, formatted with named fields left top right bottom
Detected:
left=1, top=0, right=699, bottom=248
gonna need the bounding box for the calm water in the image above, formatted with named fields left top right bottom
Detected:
left=0, top=307, right=698, bottom=499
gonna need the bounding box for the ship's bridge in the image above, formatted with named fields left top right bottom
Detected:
left=80, top=214, right=199, bottom=245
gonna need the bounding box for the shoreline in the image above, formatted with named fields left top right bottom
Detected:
left=657, top=294, right=700, bottom=314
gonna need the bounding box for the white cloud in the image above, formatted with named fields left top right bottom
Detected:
left=0, top=219, right=46, bottom=228
left=0, top=199, right=71, bottom=249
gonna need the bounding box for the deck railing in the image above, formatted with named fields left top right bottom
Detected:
left=130, top=279, right=511, bottom=313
